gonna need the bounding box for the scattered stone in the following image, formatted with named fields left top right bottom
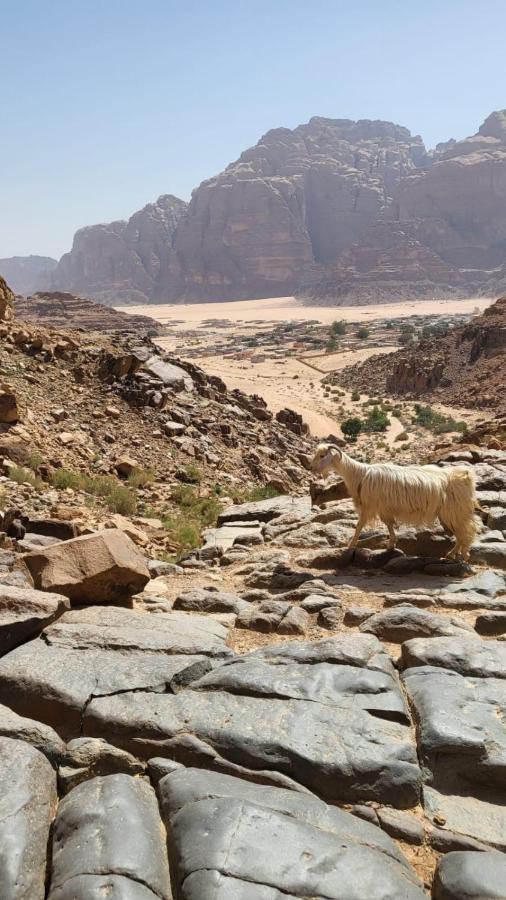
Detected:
left=344, top=605, right=376, bottom=625
left=475, top=611, right=506, bottom=635
left=318, top=605, right=344, bottom=630
left=377, top=807, right=424, bottom=844
left=301, top=594, right=343, bottom=613
left=0, top=386, right=19, bottom=423
left=218, top=494, right=311, bottom=525
left=401, top=636, right=506, bottom=678
left=277, top=605, right=310, bottom=635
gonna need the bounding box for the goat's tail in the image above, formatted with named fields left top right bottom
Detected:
left=439, top=467, right=477, bottom=557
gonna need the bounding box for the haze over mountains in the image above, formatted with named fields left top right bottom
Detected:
left=3, top=109, right=506, bottom=306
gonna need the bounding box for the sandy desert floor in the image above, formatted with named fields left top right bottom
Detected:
left=117, top=295, right=492, bottom=330
left=118, top=295, right=487, bottom=441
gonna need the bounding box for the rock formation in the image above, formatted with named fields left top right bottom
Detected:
left=0, top=275, right=14, bottom=321
left=40, top=110, right=506, bottom=305
left=0, top=256, right=57, bottom=295
left=14, top=290, right=161, bottom=333
left=335, top=296, right=506, bottom=411
left=51, top=195, right=187, bottom=305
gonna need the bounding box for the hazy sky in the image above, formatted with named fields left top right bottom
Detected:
left=1, top=0, right=505, bottom=259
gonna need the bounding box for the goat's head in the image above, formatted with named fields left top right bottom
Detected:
left=311, top=443, right=342, bottom=478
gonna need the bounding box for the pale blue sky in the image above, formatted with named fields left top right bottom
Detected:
left=1, top=0, right=505, bottom=258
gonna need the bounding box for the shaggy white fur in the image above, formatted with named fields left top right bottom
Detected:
left=311, top=444, right=477, bottom=559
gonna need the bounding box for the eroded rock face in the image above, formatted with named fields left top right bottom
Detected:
left=0, top=275, right=14, bottom=321
left=51, top=195, right=187, bottom=306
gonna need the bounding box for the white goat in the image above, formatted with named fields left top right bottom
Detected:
left=311, top=444, right=476, bottom=560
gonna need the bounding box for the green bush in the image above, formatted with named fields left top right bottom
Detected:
left=362, top=406, right=390, bottom=433
left=182, top=463, right=202, bottom=484
left=105, top=485, right=137, bottom=515
left=341, top=417, right=362, bottom=439
left=412, top=404, right=467, bottom=435
left=331, top=320, right=347, bottom=335
left=351, top=389, right=361, bottom=402
left=356, top=327, right=370, bottom=340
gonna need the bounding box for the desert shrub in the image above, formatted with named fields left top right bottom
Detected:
left=399, top=332, right=414, bottom=345
left=351, top=389, right=361, bottom=402
left=182, top=463, right=202, bottom=484
left=105, top=485, right=137, bottom=516
left=331, top=320, right=347, bottom=335
left=51, top=469, right=85, bottom=491
left=27, top=451, right=45, bottom=471
left=9, top=466, right=44, bottom=490
left=362, top=406, right=390, bottom=433
left=127, top=467, right=155, bottom=489
left=341, top=417, right=362, bottom=440
left=326, top=336, right=338, bottom=352
left=395, top=430, right=409, bottom=441
left=412, top=404, right=467, bottom=434
left=356, top=327, right=370, bottom=340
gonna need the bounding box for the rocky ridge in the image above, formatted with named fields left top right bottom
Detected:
left=0, top=255, right=57, bottom=295
left=27, top=110, right=506, bottom=305
left=15, top=290, right=162, bottom=333
left=333, top=295, right=506, bottom=412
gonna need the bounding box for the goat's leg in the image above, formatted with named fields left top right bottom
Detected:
left=381, top=518, right=397, bottom=549
left=348, top=512, right=367, bottom=548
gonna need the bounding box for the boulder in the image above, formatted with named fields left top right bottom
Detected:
left=22, top=529, right=150, bottom=604
left=0, top=737, right=57, bottom=899
left=47, top=775, right=171, bottom=899
left=361, top=604, right=473, bottom=642
left=433, top=851, right=506, bottom=899
left=59, top=737, right=144, bottom=793
left=0, top=584, right=69, bottom=655
left=143, top=355, right=193, bottom=392
left=0, top=386, right=19, bottom=424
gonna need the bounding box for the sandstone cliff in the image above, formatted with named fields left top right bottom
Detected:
left=0, top=256, right=57, bottom=296
left=51, top=195, right=187, bottom=305
left=40, top=110, right=506, bottom=305
left=0, top=275, right=14, bottom=321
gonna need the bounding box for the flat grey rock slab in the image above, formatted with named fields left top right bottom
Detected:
left=0, top=701, right=64, bottom=763
left=401, top=636, right=506, bottom=678
left=403, top=666, right=506, bottom=791
left=0, top=607, right=229, bottom=739
left=85, top=637, right=421, bottom=808
left=424, top=786, right=506, bottom=851
left=202, top=524, right=263, bottom=551
left=361, top=604, right=473, bottom=642
left=47, top=774, right=171, bottom=899
left=0, top=736, right=57, bottom=900
left=190, top=635, right=409, bottom=720
left=143, top=355, right=193, bottom=391
left=218, top=494, right=311, bottom=525
left=433, top=850, right=506, bottom=899
left=59, top=737, right=144, bottom=793
left=470, top=542, right=506, bottom=568
left=0, top=584, right=69, bottom=655
left=158, top=768, right=425, bottom=899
